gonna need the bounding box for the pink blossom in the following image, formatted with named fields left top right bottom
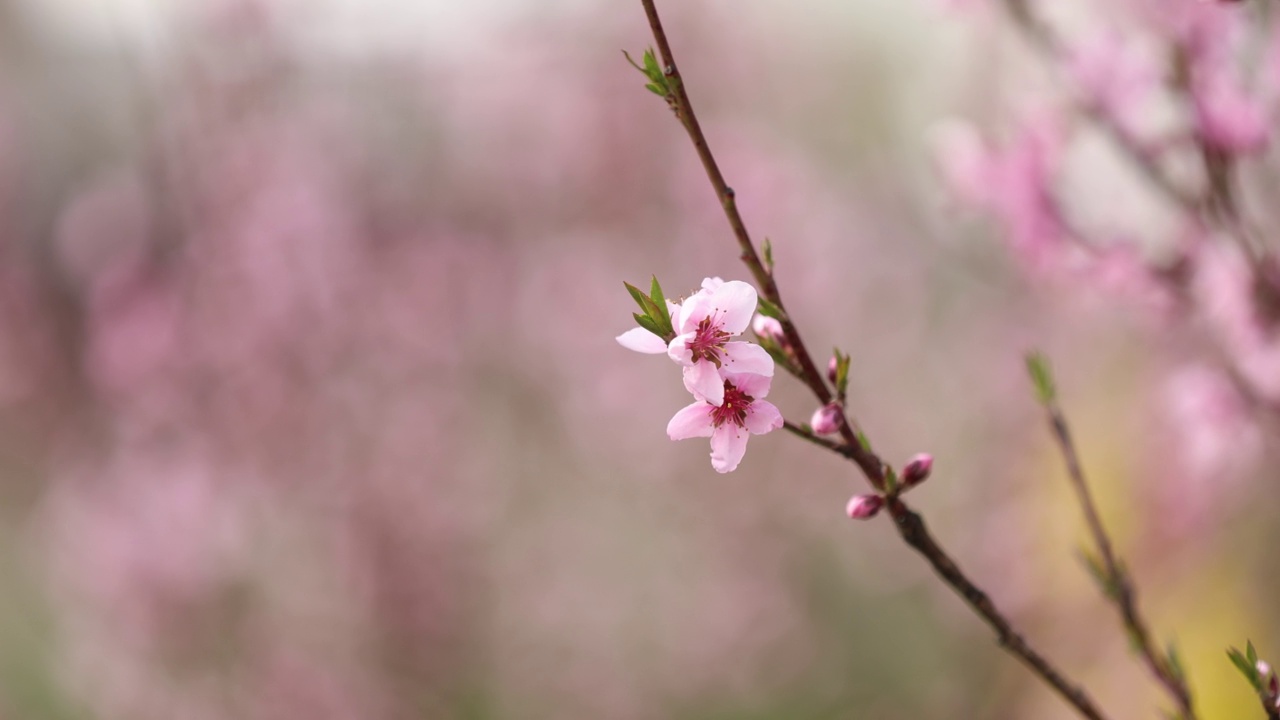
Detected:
left=668, top=279, right=774, bottom=406
left=751, top=313, right=784, bottom=343
left=1192, top=71, right=1269, bottom=154
left=810, top=403, right=842, bottom=436
left=1067, top=32, right=1160, bottom=139
left=933, top=116, right=1067, bottom=268
left=666, top=371, right=783, bottom=473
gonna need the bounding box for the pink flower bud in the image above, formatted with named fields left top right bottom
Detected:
left=1260, top=660, right=1278, bottom=698
left=902, top=453, right=934, bottom=488
left=752, top=313, right=784, bottom=343
left=846, top=494, right=883, bottom=520
left=827, top=356, right=839, bottom=384
left=810, top=403, right=842, bottom=436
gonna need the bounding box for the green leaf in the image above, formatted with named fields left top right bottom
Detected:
left=650, top=276, right=669, bottom=325
left=644, top=83, right=664, bottom=96
left=883, top=467, right=899, bottom=494
left=1228, top=647, right=1262, bottom=691
left=834, top=349, right=852, bottom=397
left=1248, top=640, right=1258, bottom=666
left=624, top=281, right=649, bottom=312
left=1166, top=642, right=1186, bottom=683
left=633, top=313, right=663, bottom=338
left=762, top=238, right=774, bottom=273
left=1077, top=549, right=1117, bottom=600
left=855, top=430, right=871, bottom=453
left=1025, top=351, right=1057, bottom=405
left=643, top=48, right=660, bottom=76
left=756, top=296, right=785, bottom=321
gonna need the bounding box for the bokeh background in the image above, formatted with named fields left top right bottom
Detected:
left=0, top=0, right=1276, bottom=718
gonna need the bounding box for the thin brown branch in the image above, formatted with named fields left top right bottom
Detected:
left=637, top=0, right=884, bottom=488
left=1042, top=400, right=1196, bottom=718
left=636, top=3, right=1113, bottom=718
left=887, top=498, right=1110, bottom=720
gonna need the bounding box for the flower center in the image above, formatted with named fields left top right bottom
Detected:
left=686, top=315, right=730, bottom=367
left=709, top=380, right=753, bottom=428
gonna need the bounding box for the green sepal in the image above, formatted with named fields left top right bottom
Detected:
left=1025, top=351, right=1056, bottom=405
left=762, top=238, right=774, bottom=274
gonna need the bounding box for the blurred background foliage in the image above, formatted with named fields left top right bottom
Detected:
left=0, top=0, right=1275, bottom=719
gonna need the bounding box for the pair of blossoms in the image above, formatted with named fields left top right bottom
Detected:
left=616, top=278, right=783, bottom=473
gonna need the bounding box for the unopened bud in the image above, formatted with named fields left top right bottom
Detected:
left=810, top=403, right=842, bottom=436
left=902, top=453, right=934, bottom=488
left=846, top=494, right=883, bottom=520
left=1260, top=660, right=1279, bottom=699
left=828, top=356, right=839, bottom=384
left=752, top=314, right=784, bottom=343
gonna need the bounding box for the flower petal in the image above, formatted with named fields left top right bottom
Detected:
left=616, top=327, right=667, bottom=354
left=700, top=277, right=725, bottom=292
left=667, top=402, right=714, bottom=440
left=744, top=400, right=783, bottom=435
left=706, top=281, right=757, bottom=335
left=683, top=361, right=725, bottom=406
left=727, top=371, right=773, bottom=399
left=667, top=334, right=695, bottom=365
left=721, top=342, right=774, bottom=377
left=676, top=291, right=710, bottom=334
left=710, top=424, right=750, bottom=473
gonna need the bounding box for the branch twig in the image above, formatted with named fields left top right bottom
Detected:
left=1041, top=397, right=1197, bottom=719
left=635, top=4, right=1113, bottom=718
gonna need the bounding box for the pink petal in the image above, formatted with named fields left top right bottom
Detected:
left=616, top=328, right=667, bottom=354
left=744, top=400, right=783, bottom=435
left=710, top=425, right=750, bottom=473
left=727, top=371, right=773, bottom=399
left=676, top=292, right=709, bottom=334
left=667, top=333, right=695, bottom=365
left=700, top=277, right=725, bottom=292
left=706, top=281, right=757, bottom=335
left=667, top=402, right=714, bottom=440
left=720, top=342, right=774, bottom=377
left=683, top=360, right=724, bottom=406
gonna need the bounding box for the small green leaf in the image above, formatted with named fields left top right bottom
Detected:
left=834, top=349, right=852, bottom=398
left=1077, top=549, right=1117, bottom=600
left=855, top=430, right=871, bottom=453
left=756, top=296, right=785, bottom=321
left=1247, top=640, right=1258, bottom=666
left=633, top=313, right=663, bottom=338
left=624, top=281, right=649, bottom=312
left=762, top=238, right=774, bottom=273
left=650, top=276, right=669, bottom=325
left=1228, top=647, right=1261, bottom=691
left=644, top=83, right=664, bottom=96
left=643, top=48, right=660, bottom=76
left=1025, top=351, right=1056, bottom=405
left=883, top=467, right=899, bottom=494
left=1166, top=642, right=1185, bottom=683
